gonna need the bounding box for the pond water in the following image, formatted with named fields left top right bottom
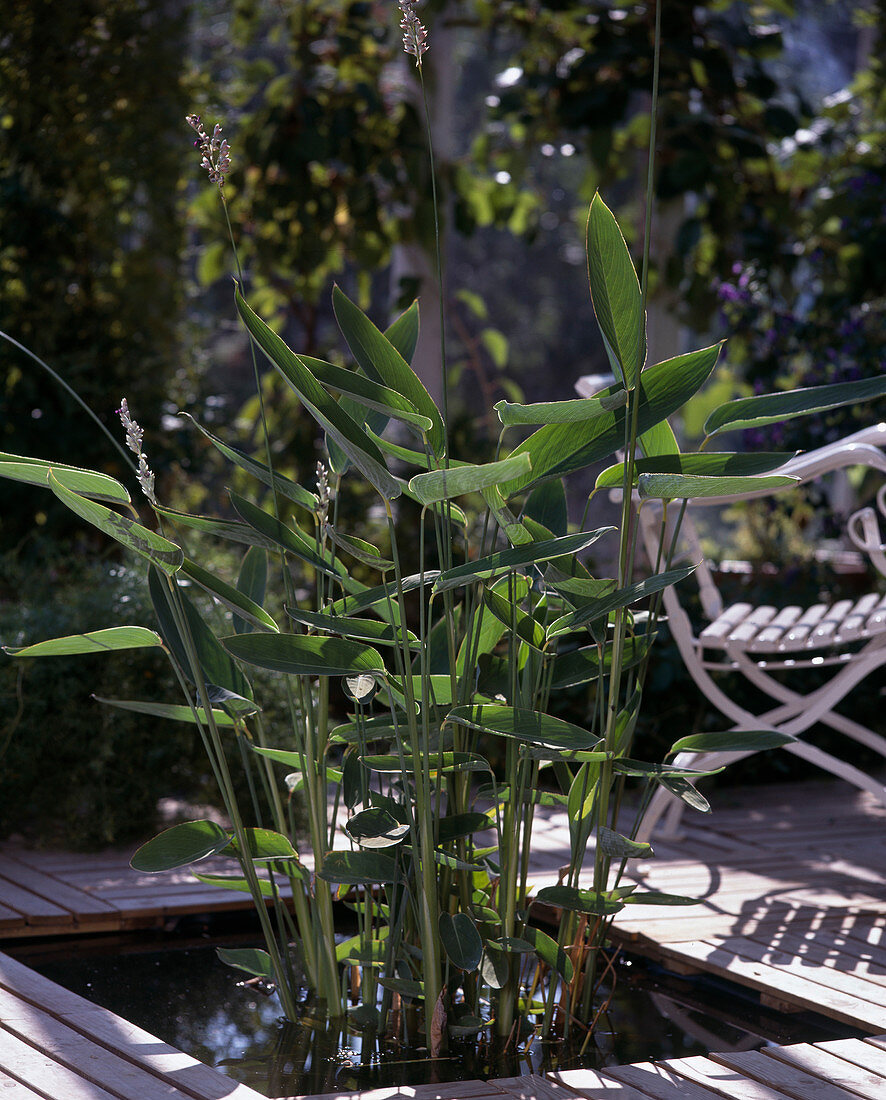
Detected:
left=25, top=919, right=859, bottom=1098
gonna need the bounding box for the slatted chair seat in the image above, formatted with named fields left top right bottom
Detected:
left=698, top=592, right=886, bottom=661
left=626, top=423, right=886, bottom=840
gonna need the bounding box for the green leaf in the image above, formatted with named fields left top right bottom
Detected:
left=434, top=530, right=614, bottom=594
left=705, top=375, right=886, bottom=436
left=229, top=491, right=341, bottom=579
left=344, top=809, right=409, bottom=848
left=446, top=705, right=601, bottom=752
left=385, top=299, right=420, bottom=364
left=550, top=636, right=653, bottom=688
left=638, top=473, right=797, bottom=500
left=93, top=696, right=236, bottom=727
left=378, top=977, right=424, bottom=1001
left=284, top=608, right=419, bottom=650
left=48, top=474, right=182, bottom=575
left=0, top=452, right=130, bottom=505
left=328, top=531, right=394, bottom=571
left=149, top=570, right=253, bottom=701
left=333, top=285, right=445, bottom=456
left=222, top=632, right=385, bottom=678
left=236, top=287, right=401, bottom=499
left=525, top=479, right=569, bottom=536
left=548, top=565, right=696, bottom=637
left=501, top=344, right=722, bottom=494
left=4, top=627, right=163, bottom=658
left=181, top=557, right=278, bottom=633
left=481, top=950, right=510, bottom=989
left=194, top=873, right=276, bottom=896
left=596, top=452, right=795, bottom=490
left=611, top=759, right=723, bottom=779
left=361, top=752, right=489, bottom=774
left=523, top=926, right=574, bottom=983
left=586, top=193, right=645, bottom=388
left=223, top=828, right=299, bottom=862
left=623, top=892, right=699, bottom=906
left=598, top=826, right=652, bottom=860
left=408, top=453, right=531, bottom=504
left=437, top=812, right=492, bottom=844
left=439, top=912, right=483, bottom=972
left=236, top=547, right=269, bottom=635
left=495, top=391, right=627, bottom=426
left=669, top=730, right=797, bottom=755
left=535, top=885, right=626, bottom=916
left=657, top=775, right=711, bottom=814
left=216, top=947, right=274, bottom=981
left=298, top=353, right=434, bottom=433
left=131, top=820, right=230, bottom=872
left=181, top=415, right=317, bottom=512
left=317, top=850, right=402, bottom=884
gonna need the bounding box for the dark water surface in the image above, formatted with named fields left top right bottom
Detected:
left=26, top=926, right=858, bottom=1098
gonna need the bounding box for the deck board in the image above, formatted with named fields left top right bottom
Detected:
left=0, top=951, right=265, bottom=1099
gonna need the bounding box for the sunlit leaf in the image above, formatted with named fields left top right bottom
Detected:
left=704, top=376, right=886, bottom=436
left=131, top=820, right=230, bottom=872
left=5, top=627, right=163, bottom=658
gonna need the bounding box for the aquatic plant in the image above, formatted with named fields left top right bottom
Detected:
left=4, top=0, right=886, bottom=1052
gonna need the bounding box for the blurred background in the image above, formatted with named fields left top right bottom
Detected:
left=1, top=0, right=884, bottom=845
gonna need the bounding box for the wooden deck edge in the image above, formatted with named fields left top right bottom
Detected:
left=0, top=951, right=265, bottom=1100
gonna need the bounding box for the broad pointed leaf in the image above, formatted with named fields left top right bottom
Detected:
left=501, top=344, right=722, bottom=494
left=236, top=287, right=401, bottom=499
left=439, top=912, right=483, bottom=972
left=317, top=850, right=402, bottom=884
left=408, top=453, right=531, bottom=504
left=0, top=452, right=130, bottom=505
left=49, top=475, right=182, bottom=575
left=446, top=705, right=601, bottom=752
left=669, top=730, right=796, bottom=755
left=93, top=696, right=236, bottom=726
left=586, top=193, right=645, bottom=388
left=181, top=414, right=317, bottom=512
left=131, top=820, right=230, bottom=872
left=5, top=627, right=162, bottom=658
left=705, top=376, right=886, bottom=436
left=216, top=947, right=274, bottom=980
left=333, top=285, right=445, bottom=456
left=181, top=557, right=278, bottom=633
left=494, top=390, right=627, bottom=426
left=222, top=632, right=385, bottom=677
left=434, top=530, right=614, bottom=594
left=638, top=473, right=797, bottom=500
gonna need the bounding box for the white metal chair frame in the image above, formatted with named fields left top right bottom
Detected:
left=634, top=423, right=886, bottom=840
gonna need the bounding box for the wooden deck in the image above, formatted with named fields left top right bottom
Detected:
left=1, top=779, right=885, bottom=1033
left=0, top=950, right=264, bottom=1098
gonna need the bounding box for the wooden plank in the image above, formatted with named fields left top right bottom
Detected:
left=0, top=954, right=265, bottom=1099
left=0, top=987, right=203, bottom=1100
left=665, top=1055, right=796, bottom=1099
left=492, top=1075, right=573, bottom=1100
left=0, top=861, right=119, bottom=920
left=0, top=1068, right=48, bottom=1098
left=697, top=933, right=886, bottom=1011
left=763, top=1043, right=886, bottom=1100
left=603, top=1061, right=736, bottom=1098
left=713, top=1049, right=870, bottom=1100
left=651, top=939, right=886, bottom=1031
left=545, top=1069, right=656, bottom=1098
left=0, top=1029, right=120, bottom=1100
left=816, top=1037, right=886, bottom=1077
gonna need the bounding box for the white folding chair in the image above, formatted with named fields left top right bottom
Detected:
left=633, top=424, right=886, bottom=840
